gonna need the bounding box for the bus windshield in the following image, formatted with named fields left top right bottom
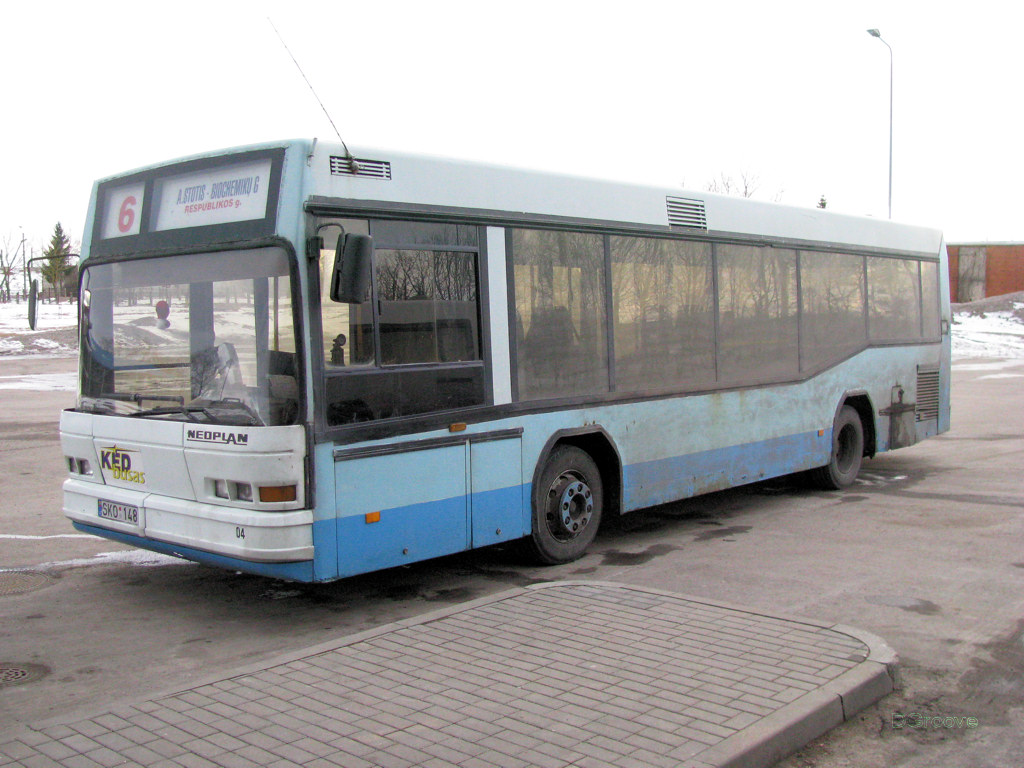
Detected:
left=78, top=246, right=299, bottom=426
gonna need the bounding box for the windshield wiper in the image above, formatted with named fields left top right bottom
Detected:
left=101, top=392, right=186, bottom=406
left=95, top=392, right=261, bottom=425
left=126, top=398, right=262, bottom=426
left=128, top=404, right=215, bottom=422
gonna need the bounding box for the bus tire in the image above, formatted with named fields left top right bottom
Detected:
left=811, top=405, right=864, bottom=490
left=527, top=445, right=603, bottom=564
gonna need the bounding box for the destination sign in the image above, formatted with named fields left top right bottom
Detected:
left=151, top=158, right=273, bottom=232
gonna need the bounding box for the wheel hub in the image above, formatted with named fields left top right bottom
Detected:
left=548, top=473, right=593, bottom=539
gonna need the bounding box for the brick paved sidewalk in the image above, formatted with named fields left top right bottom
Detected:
left=0, top=581, right=898, bottom=768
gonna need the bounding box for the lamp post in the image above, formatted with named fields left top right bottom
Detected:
left=867, top=28, right=893, bottom=219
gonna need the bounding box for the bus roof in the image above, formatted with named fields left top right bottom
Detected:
left=307, top=140, right=943, bottom=257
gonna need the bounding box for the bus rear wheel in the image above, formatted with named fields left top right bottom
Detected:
left=811, top=405, right=865, bottom=490
left=527, top=445, right=603, bottom=564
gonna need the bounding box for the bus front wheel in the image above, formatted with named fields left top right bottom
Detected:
left=811, top=405, right=865, bottom=490
left=528, top=445, right=603, bottom=564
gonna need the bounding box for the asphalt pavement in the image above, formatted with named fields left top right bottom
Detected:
left=1, top=355, right=1022, bottom=768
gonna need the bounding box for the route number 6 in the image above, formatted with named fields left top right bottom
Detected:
left=102, top=182, right=144, bottom=239
left=118, top=196, right=137, bottom=233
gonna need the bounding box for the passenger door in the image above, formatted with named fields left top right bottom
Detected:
left=470, top=431, right=525, bottom=548
left=333, top=440, right=469, bottom=578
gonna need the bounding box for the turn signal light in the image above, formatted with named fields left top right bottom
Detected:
left=259, top=485, right=297, bottom=503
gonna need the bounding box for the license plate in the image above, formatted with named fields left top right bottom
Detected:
left=97, top=499, right=139, bottom=525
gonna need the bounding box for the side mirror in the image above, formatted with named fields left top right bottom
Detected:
left=28, top=279, right=38, bottom=330
left=330, top=233, right=373, bottom=303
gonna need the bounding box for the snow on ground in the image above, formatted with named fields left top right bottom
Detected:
left=0, top=298, right=78, bottom=357
left=0, top=371, right=78, bottom=391
left=33, top=549, right=194, bottom=571
left=0, top=549, right=194, bottom=573
left=0, top=298, right=77, bottom=332
left=950, top=292, right=1024, bottom=360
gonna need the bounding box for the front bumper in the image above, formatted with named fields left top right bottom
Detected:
left=64, top=478, right=313, bottom=563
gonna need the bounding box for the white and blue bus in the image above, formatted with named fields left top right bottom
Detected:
left=60, top=140, right=950, bottom=581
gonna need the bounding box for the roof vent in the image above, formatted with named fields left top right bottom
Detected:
left=330, top=156, right=392, bottom=179
left=666, top=196, right=707, bottom=230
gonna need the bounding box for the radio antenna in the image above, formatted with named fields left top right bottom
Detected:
left=268, top=18, right=358, bottom=172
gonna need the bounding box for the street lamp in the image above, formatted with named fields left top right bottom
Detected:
left=867, top=28, right=893, bottom=219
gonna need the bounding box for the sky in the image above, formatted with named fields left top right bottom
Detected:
left=2, top=0, right=1022, bottom=268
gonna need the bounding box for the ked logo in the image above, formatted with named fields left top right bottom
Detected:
left=99, top=445, right=146, bottom=485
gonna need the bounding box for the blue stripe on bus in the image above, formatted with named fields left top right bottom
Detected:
left=326, top=429, right=830, bottom=578
left=70, top=521, right=316, bottom=582
left=622, top=429, right=831, bottom=511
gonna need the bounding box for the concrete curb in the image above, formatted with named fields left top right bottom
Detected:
left=529, top=581, right=901, bottom=768
left=699, top=656, right=896, bottom=768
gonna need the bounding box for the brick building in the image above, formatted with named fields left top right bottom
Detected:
left=946, top=243, right=1024, bottom=303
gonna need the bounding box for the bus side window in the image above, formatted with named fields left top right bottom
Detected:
left=319, top=219, right=374, bottom=368
left=376, top=249, right=480, bottom=366
left=321, top=220, right=486, bottom=426
left=511, top=228, right=609, bottom=401
left=868, top=256, right=925, bottom=341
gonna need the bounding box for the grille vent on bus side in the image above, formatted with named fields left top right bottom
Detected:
left=666, top=196, right=708, bottom=231
left=916, top=365, right=940, bottom=422
left=329, top=156, right=393, bottom=179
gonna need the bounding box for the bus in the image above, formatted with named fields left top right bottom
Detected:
left=60, top=140, right=950, bottom=582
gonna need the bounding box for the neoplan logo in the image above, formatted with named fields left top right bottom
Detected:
left=186, top=429, right=249, bottom=446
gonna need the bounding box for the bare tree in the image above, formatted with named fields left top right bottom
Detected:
left=0, top=248, right=12, bottom=302
left=739, top=171, right=760, bottom=199
left=0, top=231, right=28, bottom=302
left=705, top=171, right=759, bottom=198
left=705, top=173, right=736, bottom=196
left=704, top=171, right=785, bottom=203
